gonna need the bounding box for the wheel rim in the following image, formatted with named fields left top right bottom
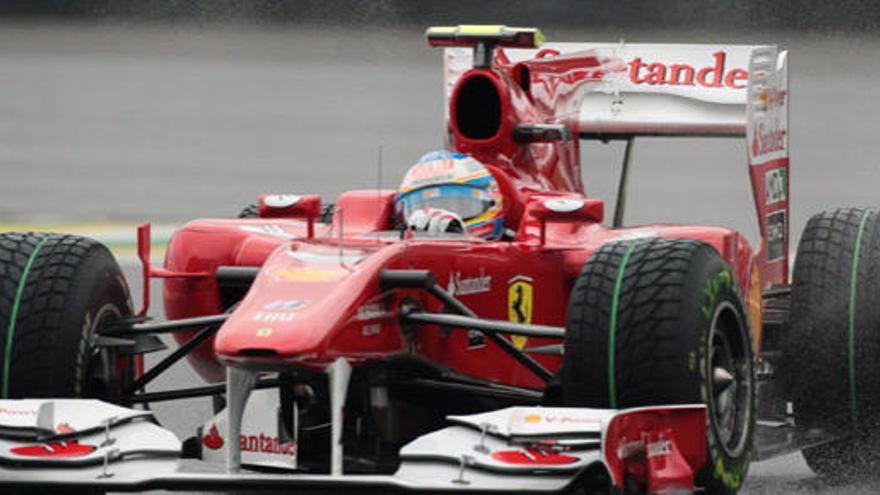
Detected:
left=83, top=303, right=132, bottom=401
left=708, top=301, right=752, bottom=458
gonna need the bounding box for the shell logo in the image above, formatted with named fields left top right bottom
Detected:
left=524, top=414, right=542, bottom=423
left=271, top=266, right=348, bottom=283
left=256, top=327, right=273, bottom=338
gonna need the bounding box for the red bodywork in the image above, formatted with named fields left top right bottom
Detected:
left=159, top=48, right=764, bottom=387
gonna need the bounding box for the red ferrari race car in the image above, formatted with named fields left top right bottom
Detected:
left=0, top=25, right=875, bottom=494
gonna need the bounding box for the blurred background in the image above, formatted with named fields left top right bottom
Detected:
left=0, top=3, right=878, bottom=492
left=0, top=0, right=877, bottom=246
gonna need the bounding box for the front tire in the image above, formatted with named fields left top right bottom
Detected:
left=0, top=233, right=133, bottom=400
left=561, top=238, right=755, bottom=494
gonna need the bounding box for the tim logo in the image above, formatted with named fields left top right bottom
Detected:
left=764, top=168, right=787, bottom=205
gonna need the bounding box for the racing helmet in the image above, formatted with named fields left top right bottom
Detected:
left=396, top=151, right=504, bottom=239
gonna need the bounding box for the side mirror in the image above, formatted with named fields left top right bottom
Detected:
left=524, top=196, right=604, bottom=245
left=258, top=194, right=322, bottom=238
left=526, top=197, right=603, bottom=223
left=258, top=194, right=321, bottom=219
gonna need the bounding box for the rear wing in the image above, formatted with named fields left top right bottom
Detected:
left=444, top=42, right=790, bottom=285
left=443, top=43, right=786, bottom=137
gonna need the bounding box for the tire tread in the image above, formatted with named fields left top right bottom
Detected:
left=0, top=233, right=120, bottom=397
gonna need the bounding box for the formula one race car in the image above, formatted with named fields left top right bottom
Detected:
left=0, top=25, right=876, bottom=494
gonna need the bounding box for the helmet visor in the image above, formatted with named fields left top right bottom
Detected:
left=397, top=185, right=493, bottom=221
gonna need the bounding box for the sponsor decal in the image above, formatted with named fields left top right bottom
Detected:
left=203, top=424, right=224, bottom=450
left=543, top=416, right=598, bottom=425
left=523, top=414, right=601, bottom=425
left=507, top=275, right=534, bottom=350
left=356, top=303, right=389, bottom=321
left=496, top=47, right=623, bottom=96
left=362, top=323, right=382, bottom=336
left=766, top=211, right=786, bottom=262
left=285, top=250, right=366, bottom=265
left=764, top=167, right=787, bottom=205
left=241, top=433, right=297, bottom=457
left=403, top=160, right=457, bottom=189
left=255, top=327, right=273, bottom=338
left=448, top=270, right=492, bottom=349
left=271, top=266, right=348, bottom=283
left=646, top=439, right=672, bottom=458
left=756, top=87, right=788, bottom=111
left=263, top=194, right=301, bottom=209
left=0, top=406, right=37, bottom=416
left=253, top=312, right=296, bottom=323
left=628, top=51, right=748, bottom=89
left=202, top=423, right=296, bottom=457
left=448, top=269, right=492, bottom=296
left=265, top=300, right=308, bottom=310
left=515, top=412, right=601, bottom=426
left=239, top=224, right=298, bottom=240
left=751, top=120, right=786, bottom=157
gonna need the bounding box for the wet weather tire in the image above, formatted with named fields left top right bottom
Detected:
left=785, top=207, right=880, bottom=477
left=562, top=238, right=755, bottom=494
left=0, top=233, right=133, bottom=400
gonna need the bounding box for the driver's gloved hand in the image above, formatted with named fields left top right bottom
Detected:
left=406, top=207, right=465, bottom=234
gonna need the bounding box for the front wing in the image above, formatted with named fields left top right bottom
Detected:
left=0, top=399, right=706, bottom=493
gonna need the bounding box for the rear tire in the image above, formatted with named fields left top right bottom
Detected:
left=785, top=207, right=880, bottom=477
left=562, top=238, right=755, bottom=494
left=0, top=233, right=133, bottom=400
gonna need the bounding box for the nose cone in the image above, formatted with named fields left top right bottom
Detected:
left=213, top=242, right=401, bottom=369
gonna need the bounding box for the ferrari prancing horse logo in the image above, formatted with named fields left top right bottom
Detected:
left=507, top=276, right=533, bottom=350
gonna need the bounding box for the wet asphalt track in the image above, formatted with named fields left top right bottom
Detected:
left=2, top=21, right=880, bottom=493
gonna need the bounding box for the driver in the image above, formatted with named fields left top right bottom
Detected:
left=395, top=151, right=504, bottom=239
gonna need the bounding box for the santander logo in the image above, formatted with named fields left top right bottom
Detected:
left=496, top=47, right=749, bottom=90
left=752, top=121, right=786, bottom=157
left=629, top=51, right=748, bottom=89
left=202, top=423, right=296, bottom=457
left=203, top=424, right=224, bottom=450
